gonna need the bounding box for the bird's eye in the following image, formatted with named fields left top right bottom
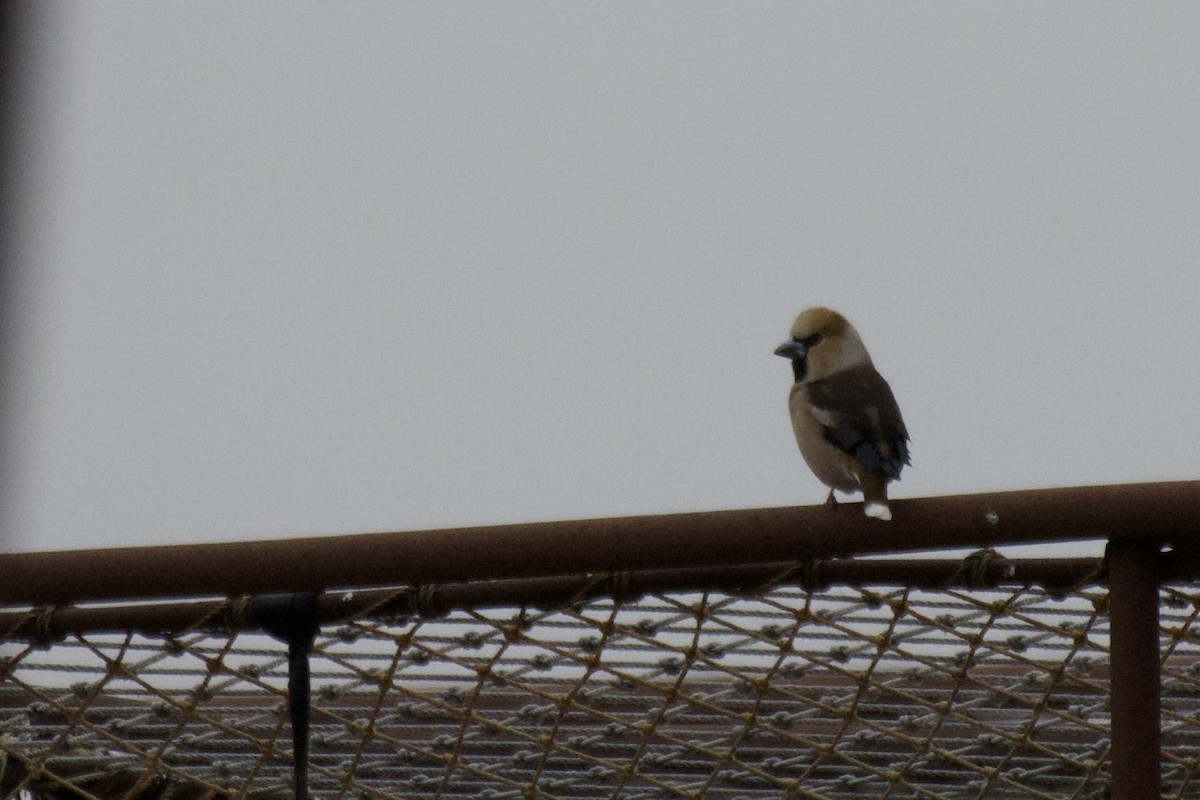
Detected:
left=803, top=333, right=824, bottom=347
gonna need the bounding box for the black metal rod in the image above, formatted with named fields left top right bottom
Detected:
left=250, top=593, right=319, bottom=800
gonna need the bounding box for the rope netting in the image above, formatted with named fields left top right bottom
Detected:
left=2, top=563, right=1199, bottom=800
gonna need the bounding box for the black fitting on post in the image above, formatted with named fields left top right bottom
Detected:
left=250, top=592, right=321, bottom=800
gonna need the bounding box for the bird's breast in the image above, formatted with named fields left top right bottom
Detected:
left=787, top=386, right=861, bottom=492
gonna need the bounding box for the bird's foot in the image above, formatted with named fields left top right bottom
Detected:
left=825, top=490, right=839, bottom=509
left=863, top=502, right=892, bottom=521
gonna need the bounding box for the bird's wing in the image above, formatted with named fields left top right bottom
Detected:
left=806, top=366, right=910, bottom=480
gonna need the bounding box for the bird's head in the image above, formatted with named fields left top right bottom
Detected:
left=774, top=306, right=872, bottom=382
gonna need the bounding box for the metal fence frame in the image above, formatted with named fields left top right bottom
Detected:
left=1, top=480, right=1197, bottom=800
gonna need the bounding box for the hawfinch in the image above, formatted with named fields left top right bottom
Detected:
left=774, top=307, right=910, bottom=521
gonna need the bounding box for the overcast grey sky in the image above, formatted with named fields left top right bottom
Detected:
left=3, top=3, right=1198, bottom=554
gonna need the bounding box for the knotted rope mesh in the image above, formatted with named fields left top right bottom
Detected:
left=2, top=561, right=1198, bottom=799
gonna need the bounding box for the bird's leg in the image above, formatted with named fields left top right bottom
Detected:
left=824, top=489, right=839, bottom=508
left=860, top=473, right=892, bottom=521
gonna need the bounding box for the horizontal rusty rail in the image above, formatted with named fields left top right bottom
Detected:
left=0, top=555, right=1106, bottom=639
left=0, top=480, right=1195, bottom=606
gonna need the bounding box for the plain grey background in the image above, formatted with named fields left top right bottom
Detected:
left=3, top=3, right=1198, bottom=554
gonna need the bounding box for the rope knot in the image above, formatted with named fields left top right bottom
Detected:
left=797, top=558, right=825, bottom=592
left=223, top=595, right=253, bottom=630
left=956, top=548, right=1001, bottom=588
left=608, top=571, right=635, bottom=604
left=410, top=584, right=446, bottom=618
left=30, top=605, right=60, bottom=646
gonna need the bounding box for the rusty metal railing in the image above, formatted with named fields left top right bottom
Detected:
left=0, top=480, right=1196, bottom=800
left=0, top=480, right=1196, bottom=606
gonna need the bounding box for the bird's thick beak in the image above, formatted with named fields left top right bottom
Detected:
left=774, top=340, right=806, bottom=360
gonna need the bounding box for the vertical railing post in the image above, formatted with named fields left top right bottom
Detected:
left=1107, top=538, right=1161, bottom=799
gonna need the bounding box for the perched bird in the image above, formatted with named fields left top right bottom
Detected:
left=774, top=307, right=910, bottom=520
